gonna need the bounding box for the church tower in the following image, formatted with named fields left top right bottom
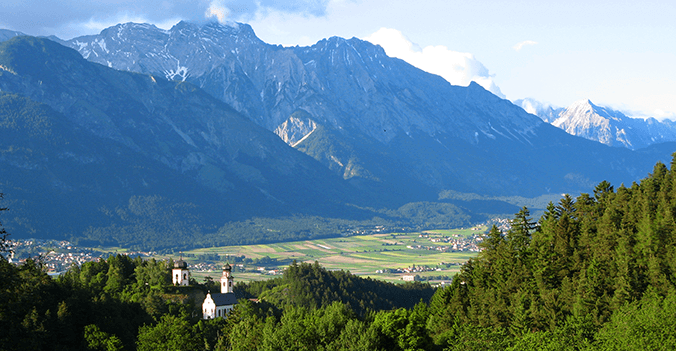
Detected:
left=172, top=257, right=190, bottom=286
left=220, top=263, right=234, bottom=293
left=203, top=263, right=238, bottom=319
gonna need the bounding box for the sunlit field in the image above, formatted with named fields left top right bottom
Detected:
left=172, top=227, right=486, bottom=284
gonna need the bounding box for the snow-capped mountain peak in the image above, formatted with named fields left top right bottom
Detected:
left=562, top=99, right=626, bottom=122
left=545, top=99, right=676, bottom=149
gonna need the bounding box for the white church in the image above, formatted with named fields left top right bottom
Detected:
left=171, top=258, right=238, bottom=319
left=202, top=263, right=238, bottom=319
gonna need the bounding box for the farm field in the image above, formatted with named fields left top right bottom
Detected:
left=175, top=226, right=486, bottom=284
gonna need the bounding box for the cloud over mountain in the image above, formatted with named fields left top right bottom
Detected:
left=364, top=27, right=505, bottom=98
left=513, top=40, right=538, bottom=51
left=206, top=0, right=332, bottom=23
left=1, top=0, right=335, bottom=39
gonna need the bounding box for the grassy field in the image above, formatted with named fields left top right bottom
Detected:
left=172, top=226, right=485, bottom=284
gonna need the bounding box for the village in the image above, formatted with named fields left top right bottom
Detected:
left=6, top=239, right=155, bottom=273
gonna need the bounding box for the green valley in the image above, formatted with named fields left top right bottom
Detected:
left=169, top=226, right=486, bottom=284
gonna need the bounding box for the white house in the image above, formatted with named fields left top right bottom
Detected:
left=202, top=263, right=238, bottom=319
left=172, top=258, right=190, bottom=286
left=402, top=274, right=421, bottom=282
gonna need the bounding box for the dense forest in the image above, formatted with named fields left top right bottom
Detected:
left=3, top=156, right=676, bottom=349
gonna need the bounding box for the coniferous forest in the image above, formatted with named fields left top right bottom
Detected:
left=3, top=156, right=676, bottom=350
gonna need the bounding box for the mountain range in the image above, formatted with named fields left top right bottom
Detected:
left=1, top=22, right=674, bottom=249
left=51, top=22, right=674, bottom=192
left=516, top=98, right=676, bottom=150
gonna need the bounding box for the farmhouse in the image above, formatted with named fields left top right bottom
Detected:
left=402, top=274, right=421, bottom=282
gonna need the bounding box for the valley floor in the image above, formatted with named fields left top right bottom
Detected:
left=9, top=227, right=486, bottom=284
left=152, top=227, right=486, bottom=284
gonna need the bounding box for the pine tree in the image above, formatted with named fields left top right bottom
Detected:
left=0, top=193, right=10, bottom=259
left=507, top=207, right=537, bottom=260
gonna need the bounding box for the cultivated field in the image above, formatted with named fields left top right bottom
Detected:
left=177, top=226, right=485, bottom=284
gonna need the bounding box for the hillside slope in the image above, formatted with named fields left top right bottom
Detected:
left=0, top=36, right=370, bottom=245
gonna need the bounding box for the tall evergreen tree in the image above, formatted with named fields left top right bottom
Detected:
left=0, top=193, right=10, bottom=258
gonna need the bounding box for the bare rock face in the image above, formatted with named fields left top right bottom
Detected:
left=274, top=110, right=317, bottom=146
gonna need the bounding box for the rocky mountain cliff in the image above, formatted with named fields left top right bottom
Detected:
left=55, top=22, right=538, bottom=145
left=52, top=21, right=672, bottom=197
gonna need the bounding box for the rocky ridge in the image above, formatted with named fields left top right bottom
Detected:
left=517, top=98, right=676, bottom=150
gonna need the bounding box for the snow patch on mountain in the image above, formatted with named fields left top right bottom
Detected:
left=94, top=38, right=108, bottom=53
left=164, top=60, right=189, bottom=81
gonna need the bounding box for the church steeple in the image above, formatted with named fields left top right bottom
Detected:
left=220, top=263, right=234, bottom=293
left=172, top=253, right=190, bottom=286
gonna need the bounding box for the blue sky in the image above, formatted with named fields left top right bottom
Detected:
left=2, top=0, right=675, bottom=119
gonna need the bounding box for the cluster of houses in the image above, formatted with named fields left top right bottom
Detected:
left=172, top=259, right=237, bottom=319
left=375, top=264, right=442, bottom=281
left=8, top=239, right=156, bottom=273
left=411, top=233, right=483, bottom=252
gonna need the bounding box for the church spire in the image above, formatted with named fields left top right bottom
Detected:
left=220, top=263, right=234, bottom=293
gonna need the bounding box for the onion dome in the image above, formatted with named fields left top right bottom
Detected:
left=174, top=259, right=188, bottom=269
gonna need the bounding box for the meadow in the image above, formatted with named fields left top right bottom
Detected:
left=176, top=226, right=485, bottom=284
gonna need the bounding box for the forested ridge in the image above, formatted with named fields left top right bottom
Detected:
left=3, top=156, right=676, bottom=350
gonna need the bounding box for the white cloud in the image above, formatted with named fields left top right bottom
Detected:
left=1, top=0, right=337, bottom=39
left=204, top=0, right=334, bottom=23
left=653, top=109, right=676, bottom=121
left=364, top=28, right=505, bottom=98
left=513, top=40, right=538, bottom=51
left=632, top=108, right=676, bottom=121
left=206, top=0, right=230, bottom=23
left=57, top=13, right=181, bottom=39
